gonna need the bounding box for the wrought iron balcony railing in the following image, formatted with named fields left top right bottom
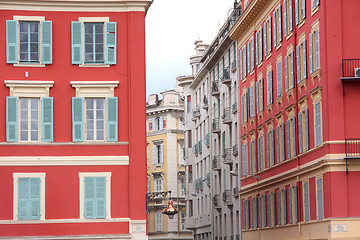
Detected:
left=198, top=140, right=202, bottom=153
left=222, top=189, right=232, bottom=204
left=233, top=187, right=239, bottom=197
left=232, top=144, right=238, bottom=156
left=212, top=118, right=220, bottom=133
left=202, top=95, right=208, bottom=109
left=221, top=68, right=231, bottom=85
left=213, top=194, right=221, bottom=208
left=204, top=133, right=210, bottom=147
left=212, top=155, right=221, bottom=170
left=223, top=148, right=232, bottom=164
left=232, top=101, right=238, bottom=113
left=211, top=81, right=220, bottom=96
left=206, top=172, right=211, bottom=185
left=342, top=59, right=360, bottom=78
left=222, top=107, right=232, bottom=124
left=231, top=60, right=237, bottom=72
left=345, top=138, right=360, bottom=157
left=194, top=177, right=203, bottom=191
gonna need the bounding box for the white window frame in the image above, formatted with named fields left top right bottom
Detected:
left=79, top=172, right=112, bottom=219
left=13, top=172, right=46, bottom=221
left=155, top=210, right=163, bottom=232
left=84, top=97, right=106, bottom=141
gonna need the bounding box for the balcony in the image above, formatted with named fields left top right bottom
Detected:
left=211, top=81, right=220, bottom=97
left=233, top=187, right=239, bottom=197
left=198, top=140, right=202, bottom=153
left=213, top=194, right=221, bottom=209
left=184, top=216, right=196, bottom=230
left=192, top=106, right=200, bottom=121
left=212, top=155, right=221, bottom=170
left=232, top=101, right=238, bottom=114
left=194, top=177, right=203, bottom=191
left=223, top=148, right=232, bottom=164
left=202, top=95, right=208, bottom=110
left=204, top=133, right=210, bottom=147
left=206, top=172, right=211, bottom=186
left=212, top=118, right=221, bottom=134
left=220, top=67, right=231, bottom=85
left=193, top=143, right=199, bottom=156
left=222, top=107, right=232, bottom=125
left=231, top=60, right=237, bottom=72
left=341, top=59, right=360, bottom=95
left=222, top=189, right=233, bottom=205
left=345, top=138, right=360, bottom=173
left=232, top=144, right=238, bottom=156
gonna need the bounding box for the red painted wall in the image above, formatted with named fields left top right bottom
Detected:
left=0, top=7, right=147, bottom=238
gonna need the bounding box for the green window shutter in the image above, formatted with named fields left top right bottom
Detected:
left=256, top=81, right=259, bottom=113
left=259, top=28, right=263, bottom=61
left=107, top=97, right=118, bottom=142
left=290, top=51, right=295, bottom=88
left=256, top=32, right=259, bottom=65
left=18, top=178, right=40, bottom=220
left=244, top=91, right=248, bottom=121
left=258, top=195, right=262, bottom=227
left=272, top=193, right=276, bottom=225
left=106, top=22, right=117, bottom=65
left=266, top=132, right=270, bottom=167
left=302, top=0, right=306, bottom=19
left=281, top=124, right=285, bottom=161
left=6, top=96, right=18, bottom=142
left=241, top=95, right=244, bottom=124
left=84, top=177, right=106, bottom=219
left=240, top=50, right=243, bottom=79
left=71, top=21, right=83, bottom=64
left=260, top=136, right=264, bottom=170
left=295, top=0, right=299, bottom=25
left=269, top=70, right=273, bottom=104
left=277, top=61, right=282, bottom=97
left=269, top=17, right=272, bottom=52
left=244, top=45, right=247, bottom=76
left=292, top=117, right=297, bottom=156
left=95, top=177, right=106, bottom=218
left=84, top=177, right=95, bottom=218
left=271, top=130, right=275, bottom=165
left=263, top=195, right=267, bottom=226
left=41, top=21, right=52, bottom=64
left=304, top=182, right=309, bottom=221
left=6, top=20, right=18, bottom=64
left=260, top=78, right=264, bottom=111
left=309, top=32, right=313, bottom=73
left=42, top=97, right=53, bottom=142
left=249, top=141, right=253, bottom=174
left=317, top=178, right=323, bottom=220
left=254, top=197, right=257, bottom=228
left=264, top=22, right=267, bottom=55
left=278, top=5, right=282, bottom=42
left=267, top=193, right=271, bottom=226
left=257, top=138, right=260, bottom=171
left=72, top=97, right=84, bottom=142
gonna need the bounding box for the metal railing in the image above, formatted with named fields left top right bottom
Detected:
left=204, top=133, right=210, bottom=147
left=206, top=172, right=211, bottom=185
left=221, top=68, right=230, bottom=82
left=212, top=118, right=220, bottom=132
left=222, top=107, right=232, bottom=123
left=192, top=106, right=200, bottom=119
left=232, top=101, right=238, bottom=113
left=213, top=194, right=221, bottom=207
left=231, top=60, right=237, bottom=72
left=212, top=155, right=221, bottom=170
left=223, top=148, right=232, bottom=164
left=211, top=81, right=220, bottom=95
left=198, top=140, right=202, bottom=153
left=342, top=59, right=360, bottom=78
left=193, top=143, right=199, bottom=155
left=194, top=177, right=203, bottom=191
left=233, top=187, right=239, bottom=197
left=222, top=189, right=232, bottom=203
left=345, top=138, right=360, bottom=157
left=232, top=144, right=238, bottom=156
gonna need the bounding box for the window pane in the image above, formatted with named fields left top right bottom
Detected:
left=30, top=33, right=38, bottom=42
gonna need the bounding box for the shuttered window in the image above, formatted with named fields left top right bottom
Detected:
left=6, top=20, right=52, bottom=65
left=18, top=177, right=41, bottom=220
left=84, top=177, right=106, bottom=219
left=315, top=102, right=322, bottom=146
left=317, top=178, right=324, bottom=220
left=267, top=70, right=273, bottom=105
left=72, top=21, right=116, bottom=65
left=72, top=97, right=118, bottom=142
left=304, top=182, right=310, bottom=222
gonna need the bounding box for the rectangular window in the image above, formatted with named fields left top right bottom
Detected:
left=258, top=135, right=265, bottom=171
left=6, top=96, right=53, bottom=143
left=298, top=109, right=309, bottom=153
left=303, top=181, right=310, bottom=222
left=187, top=95, right=191, bottom=113
left=264, top=17, right=273, bottom=56
left=296, top=39, right=307, bottom=83
left=154, top=177, right=163, bottom=192
left=276, top=60, right=282, bottom=97
left=295, top=0, right=306, bottom=26
left=283, top=0, right=293, bottom=37
left=180, top=212, right=186, bottom=230
left=312, top=0, right=320, bottom=11
left=249, top=85, right=255, bottom=118
left=256, top=77, right=264, bottom=113
left=316, top=178, right=324, bottom=220
left=309, top=29, right=320, bottom=74
left=6, top=19, right=52, bottom=65
left=72, top=20, right=116, bottom=65
left=241, top=91, right=248, bottom=124
left=85, top=98, right=104, bottom=141
left=273, top=6, right=282, bottom=47
left=267, top=69, right=273, bottom=105
left=242, top=143, right=248, bottom=177
left=17, top=177, right=41, bottom=220
left=189, top=200, right=193, bottom=217
left=84, top=176, right=106, bottom=219
left=284, top=51, right=295, bottom=92
left=189, top=165, right=193, bottom=183
left=188, top=130, right=192, bottom=148
left=155, top=210, right=163, bottom=231
left=266, top=129, right=275, bottom=167
left=314, top=101, right=322, bottom=146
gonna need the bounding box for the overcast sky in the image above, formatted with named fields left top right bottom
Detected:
left=145, top=0, right=236, bottom=98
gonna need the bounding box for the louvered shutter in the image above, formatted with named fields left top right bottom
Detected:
left=286, top=120, right=291, bottom=159
left=240, top=50, right=243, bottom=79
left=72, top=97, right=84, bottom=142
left=260, top=136, right=264, bottom=169
left=288, top=187, right=293, bottom=224
left=160, top=144, right=164, bottom=163
left=254, top=197, right=258, bottom=228
left=298, top=112, right=303, bottom=153
left=250, top=198, right=253, bottom=228
left=266, top=132, right=270, bottom=167
left=257, top=137, right=260, bottom=171
left=249, top=141, right=253, bottom=174
left=289, top=0, right=293, bottom=31
left=6, top=20, right=18, bottom=63
left=18, top=178, right=40, bottom=220
left=256, top=32, right=259, bottom=65
left=317, top=178, right=323, bottom=220
left=241, top=95, right=244, bottom=124
left=106, top=22, right=117, bottom=65
left=281, top=124, right=285, bottom=161
left=295, top=0, right=299, bottom=25
left=260, top=78, right=264, bottom=111
left=304, top=182, right=309, bottom=221
left=273, top=11, right=277, bottom=46
left=267, top=193, right=271, bottom=226
left=256, top=81, right=259, bottom=113
left=253, top=138, right=257, bottom=172
left=270, top=70, right=273, bottom=104
left=304, top=109, right=309, bottom=150
left=247, top=42, right=250, bottom=73
left=84, top=177, right=95, bottom=218
left=263, top=195, right=267, bottom=226
left=292, top=117, right=297, bottom=156
left=107, top=97, right=118, bottom=142
left=244, top=46, right=247, bottom=76
left=264, top=22, right=268, bottom=55
left=244, top=91, right=248, bottom=121
left=272, top=193, right=276, bottom=226
left=276, top=126, right=280, bottom=163
left=260, top=28, right=263, bottom=61
left=285, top=55, right=289, bottom=92
left=269, top=17, right=272, bottom=52
left=283, top=0, right=287, bottom=37
left=283, top=189, right=287, bottom=224
left=294, top=185, right=299, bottom=223
left=271, top=130, right=275, bottom=165
left=242, top=200, right=246, bottom=229
left=315, top=102, right=321, bottom=146
left=290, top=51, right=295, bottom=88
left=258, top=195, right=262, bottom=227
left=315, top=29, right=320, bottom=69
left=95, top=177, right=106, bottom=218
left=309, top=32, right=313, bottom=73
left=303, top=39, right=307, bottom=79
left=71, top=21, right=83, bottom=64
left=278, top=5, right=282, bottom=42
left=153, top=145, right=156, bottom=164
left=41, top=21, right=52, bottom=64
left=296, top=45, right=301, bottom=83
left=6, top=96, right=18, bottom=142
left=278, top=190, right=281, bottom=225
left=302, top=0, right=306, bottom=19
left=252, top=37, right=255, bottom=70
left=277, top=61, right=282, bottom=97
left=42, top=97, right=53, bottom=142
left=245, top=144, right=248, bottom=176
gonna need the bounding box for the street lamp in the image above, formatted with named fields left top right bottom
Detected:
left=162, top=191, right=178, bottom=219
left=146, top=190, right=178, bottom=219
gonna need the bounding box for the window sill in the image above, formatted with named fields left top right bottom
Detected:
left=13, top=64, right=45, bottom=67
left=286, top=32, right=293, bottom=41
left=79, top=64, right=110, bottom=68
left=311, top=6, right=320, bottom=16
left=275, top=43, right=282, bottom=51
left=297, top=19, right=306, bottom=29
left=298, top=78, right=308, bottom=94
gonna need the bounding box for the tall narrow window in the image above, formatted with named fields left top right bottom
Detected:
left=285, top=51, right=295, bottom=92
left=316, top=178, right=324, bottom=220
left=309, top=29, right=320, bottom=74
left=84, top=176, right=106, bottom=219
left=18, top=177, right=41, bottom=220
left=296, top=39, right=307, bottom=83
left=283, top=0, right=293, bottom=37
left=20, top=98, right=39, bottom=142
left=295, top=0, right=306, bottom=26
left=276, top=60, right=282, bottom=98
left=85, top=98, right=104, bottom=141
left=303, top=181, right=310, bottom=222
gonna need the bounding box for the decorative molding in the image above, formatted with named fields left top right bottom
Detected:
left=70, top=81, right=119, bottom=97
left=5, top=80, right=54, bottom=97
left=0, top=217, right=131, bottom=225
left=0, top=156, right=129, bottom=166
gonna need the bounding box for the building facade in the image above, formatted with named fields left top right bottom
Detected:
left=179, top=5, right=242, bottom=239
left=146, top=89, right=193, bottom=240
left=230, top=0, right=360, bottom=239
left=0, top=1, right=151, bottom=239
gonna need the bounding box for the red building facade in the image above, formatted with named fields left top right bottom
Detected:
left=230, top=0, right=360, bottom=239
left=0, top=1, right=151, bottom=239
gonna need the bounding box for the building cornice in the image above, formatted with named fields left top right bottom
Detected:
left=0, top=0, right=152, bottom=13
